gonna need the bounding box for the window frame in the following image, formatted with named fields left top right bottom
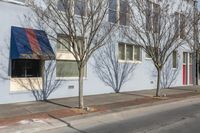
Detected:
left=57, top=0, right=87, bottom=17
left=108, top=0, right=130, bottom=26
left=56, top=35, right=87, bottom=79
left=57, top=34, right=86, bottom=53
left=175, top=12, right=186, bottom=39
left=146, top=0, right=161, bottom=33
left=118, top=43, right=142, bottom=63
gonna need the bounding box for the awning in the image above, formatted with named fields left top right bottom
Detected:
left=10, top=26, right=55, bottom=60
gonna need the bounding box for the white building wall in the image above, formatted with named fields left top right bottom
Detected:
left=0, top=0, right=193, bottom=104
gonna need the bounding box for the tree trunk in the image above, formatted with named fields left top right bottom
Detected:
left=78, top=66, right=84, bottom=109
left=41, top=61, right=46, bottom=101
left=196, top=51, right=199, bottom=85
left=156, top=68, right=161, bottom=97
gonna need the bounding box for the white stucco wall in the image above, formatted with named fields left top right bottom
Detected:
left=0, top=0, right=193, bottom=104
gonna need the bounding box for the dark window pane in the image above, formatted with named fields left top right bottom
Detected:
left=153, top=3, right=160, bottom=33
left=120, top=0, right=128, bottom=13
left=134, top=46, right=141, bottom=61
left=120, top=13, right=129, bottom=25
left=172, top=51, right=177, bottom=68
left=126, top=45, right=133, bottom=60
left=74, top=0, right=86, bottom=16
left=11, top=60, right=41, bottom=78
left=180, top=14, right=186, bottom=38
left=109, top=0, right=117, bottom=10
left=118, top=43, right=125, bottom=60
left=57, top=0, right=69, bottom=12
left=146, top=0, right=152, bottom=31
left=109, top=10, right=117, bottom=23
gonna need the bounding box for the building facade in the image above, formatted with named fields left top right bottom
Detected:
left=0, top=0, right=195, bottom=104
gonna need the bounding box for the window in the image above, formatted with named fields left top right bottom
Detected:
left=108, top=0, right=130, bottom=26
left=189, top=53, right=192, bottom=64
left=172, top=51, right=177, bottom=68
left=57, top=0, right=86, bottom=16
left=109, top=0, right=117, bottom=23
left=56, top=60, right=86, bottom=78
left=57, top=0, right=69, bottom=12
left=56, top=35, right=86, bottom=78
left=175, top=12, right=186, bottom=39
left=118, top=43, right=141, bottom=61
left=57, top=35, right=70, bottom=52
left=119, top=0, right=129, bottom=26
left=183, top=52, right=187, bottom=64
left=57, top=34, right=85, bottom=53
left=11, top=59, right=41, bottom=78
left=134, top=46, right=141, bottom=61
left=74, top=0, right=86, bottom=16
left=56, top=60, right=79, bottom=77
left=146, top=0, right=160, bottom=33
left=118, top=43, right=125, bottom=60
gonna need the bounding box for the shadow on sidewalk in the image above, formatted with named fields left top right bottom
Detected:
left=45, top=100, right=73, bottom=108
left=120, top=92, right=152, bottom=98
left=48, top=114, right=87, bottom=133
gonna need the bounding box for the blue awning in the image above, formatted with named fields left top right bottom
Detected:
left=10, top=26, right=55, bottom=60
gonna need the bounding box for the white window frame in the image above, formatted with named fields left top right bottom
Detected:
left=172, top=51, right=178, bottom=69
left=108, top=0, right=130, bottom=26
left=56, top=35, right=87, bottom=79
left=118, top=43, right=142, bottom=63
left=175, top=12, right=186, bottom=39
left=146, top=0, right=160, bottom=33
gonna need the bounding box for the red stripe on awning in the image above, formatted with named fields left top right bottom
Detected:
left=25, top=29, right=41, bottom=55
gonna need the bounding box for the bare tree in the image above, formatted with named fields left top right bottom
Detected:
left=124, top=0, right=192, bottom=96
left=93, top=40, right=136, bottom=93
left=160, top=53, right=181, bottom=89
left=28, top=0, right=116, bottom=108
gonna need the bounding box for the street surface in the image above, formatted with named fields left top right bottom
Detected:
left=38, top=97, right=200, bottom=133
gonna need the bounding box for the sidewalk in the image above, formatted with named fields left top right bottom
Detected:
left=0, top=86, right=199, bottom=131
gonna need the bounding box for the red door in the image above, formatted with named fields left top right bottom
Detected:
left=189, top=53, right=193, bottom=84
left=183, top=52, right=187, bottom=85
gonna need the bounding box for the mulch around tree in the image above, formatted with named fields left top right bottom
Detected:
left=0, top=92, right=199, bottom=126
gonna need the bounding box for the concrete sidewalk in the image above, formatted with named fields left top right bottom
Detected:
left=0, top=86, right=199, bottom=126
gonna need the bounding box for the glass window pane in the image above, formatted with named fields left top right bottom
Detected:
left=134, top=46, right=141, bottom=61
left=190, top=53, right=192, bottom=64
left=120, top=13, right=127, bottom=25
left=172, top=51, right=177, bottom=68
left=109, top=0, right=117, bottom=10
left=56, top=60, right=79, bottom=77
left=57, top=35, right=70, bottom=51
left=11, top=60, right=41, bottom=78
left=183, top=52, right=187, bottom=64
left=118, top=44, right=125, bottom=60
left=75, top=0, right=86, bottom=16
left=57, top=0, right=69, bottom=11
left=126, top=45, right=133, bottom=60
left=109, top=10, right=117, bottom=23
left=120, top=0, right=128, bottom=13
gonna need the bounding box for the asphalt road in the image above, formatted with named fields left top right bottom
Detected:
left=38, top=98, right=200, bottom=133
